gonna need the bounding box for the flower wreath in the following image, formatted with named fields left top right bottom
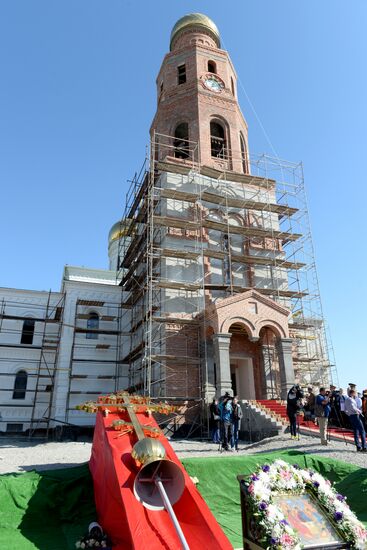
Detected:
left=75, top=522, right=112, bottom=549
left=242, top=459, right=367, bottom=550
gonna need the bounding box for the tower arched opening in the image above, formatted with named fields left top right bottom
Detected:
left=207, top=60, right=217, bottom=74
left=210, top=121, right=227, bottom=159
left=174, top=123, right=189, bottom=159
left=240, top=133, right=248, bottom=174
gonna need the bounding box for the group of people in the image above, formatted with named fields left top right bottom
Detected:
left=287, top=382, right=367, bottom=451
left=209, top=392, right=243, bottom=451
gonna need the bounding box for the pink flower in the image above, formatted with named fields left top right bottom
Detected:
left=280, top=469, right=292, bottom=481
left=280, top=533, right=294, bottom=546
left=248, top=483, right=254, bottom=494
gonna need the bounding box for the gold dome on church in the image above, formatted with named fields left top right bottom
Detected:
left=170, top=13, right=221, bottom=50
left=108, top=220, right=128, bottom=244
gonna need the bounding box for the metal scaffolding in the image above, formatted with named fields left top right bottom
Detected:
left=0, top=291, right=65, bottom=436
left=116, top=132, right=337, bottom=407
left=64, top=298, right=124, bottom=423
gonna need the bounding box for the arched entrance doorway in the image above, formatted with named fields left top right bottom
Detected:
left=259, top=326, right=281, bottom=399
left=228, top=322, right=261, bottom=400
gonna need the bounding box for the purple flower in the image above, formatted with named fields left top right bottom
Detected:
left=262, top=465, right=270, bottom=472
left=259, top=501, right=268, bottom=511
left=293, top=464, right=300, bottom=470
left=280, top=519, right=289, bottom=525
left=313, top=481, right=320, bottom=488
left=251, top=474, right=259, bottom=481
left=309, top=470, right=314, bottom=477
left=336, top=494, right=345, bottom=502
left=270, top=538, right=279, bottom=545
left=334, top=511, right=343, bottom=522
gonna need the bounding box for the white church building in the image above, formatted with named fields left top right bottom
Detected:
left=0, top=225, right=125, bottom=435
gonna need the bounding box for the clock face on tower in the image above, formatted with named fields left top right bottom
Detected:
left=202, top=74, right=225, bottom=93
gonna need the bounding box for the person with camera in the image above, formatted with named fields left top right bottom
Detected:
left=231, top=396, right=243, bottom=451
left=219, top=391, right=233, bottom=451
left=209, top=397, right=221, bottom=444
left=286, top=384, right=304, bottom=440
left=314, top=387, right=331, bottom=445
left=328, top=385, right=340, bottom=427
left=345, top=389, right=366, bottom=452
left=303, top=386, right=315, bottom=421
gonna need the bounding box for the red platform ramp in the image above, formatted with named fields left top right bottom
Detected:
left=89, top=410, right=233, bottom=550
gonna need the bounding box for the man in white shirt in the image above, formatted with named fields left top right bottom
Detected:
left=345, top=390, right=366, bottom=452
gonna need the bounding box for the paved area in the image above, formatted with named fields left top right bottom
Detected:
left=0, top=433, right=366, bottom=474
left=172, top=433, right=367, bottom=469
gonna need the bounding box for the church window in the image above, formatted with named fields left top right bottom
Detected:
left=20, top=319, right=35, bottom=345
left=240, top=133, right=248, bottom=173
left=13, top=370, right=27, bottom=399
left=86, top=312, right=99, bottom=339
left=208, top=60, right=217, bottom=74
left=174, top=123, right=189, bottom=159
left=177, top=64, right=186, bottom=85
left=210, top=121, right=227, bottom=158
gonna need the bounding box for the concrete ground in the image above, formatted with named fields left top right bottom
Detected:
left=0, top=432, right=366, bottom=474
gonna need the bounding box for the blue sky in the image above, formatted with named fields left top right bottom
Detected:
left=1, top=1, right=366, bottom=391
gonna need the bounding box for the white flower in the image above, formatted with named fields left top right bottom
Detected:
left=271, top=524, right=283, bottom=538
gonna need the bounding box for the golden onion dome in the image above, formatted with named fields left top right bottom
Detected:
left=108, top=220, right=129, bottom=244
left=170, top=13, right=221, bottom=50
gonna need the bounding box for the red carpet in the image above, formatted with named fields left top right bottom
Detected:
left=256, top=400, right=355, bottom=443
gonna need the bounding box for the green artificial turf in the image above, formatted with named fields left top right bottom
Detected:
left=0, top=450, right=366, bottom=549
left=181, top=450, right=367, bottom=549
left=0, top=464, right=96, bottom=550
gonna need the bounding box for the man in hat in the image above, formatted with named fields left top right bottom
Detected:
left=348, top=383, right=357, bottom=397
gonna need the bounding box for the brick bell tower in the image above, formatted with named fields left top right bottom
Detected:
left=150, top=13, right=250, bottom=174
left=118, top=12, right=298, bottom=404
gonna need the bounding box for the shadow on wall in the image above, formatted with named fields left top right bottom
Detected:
left=0, top=464, right=96, bottom=550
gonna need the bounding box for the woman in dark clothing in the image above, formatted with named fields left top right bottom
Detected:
left=209, top=398, right=221, bottom=444
left=287, top=385, right=304, bottom=439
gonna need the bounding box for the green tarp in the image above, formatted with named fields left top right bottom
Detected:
left=181, top=450, right=367, bottom=549
left=0, top=464, right=96, bottom=550
left=0, top=451, right=366, bottom=549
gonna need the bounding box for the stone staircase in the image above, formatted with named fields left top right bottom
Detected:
left=240, top=399, right=283, bottom=441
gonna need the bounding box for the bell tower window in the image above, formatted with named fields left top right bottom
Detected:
left=208, top=60, right=217, bottom=74
left=177, top=64, right=186, bottom=85
left=210, top=121, right=227, bottom=158
left=174, top=123, right=189, bottom=159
